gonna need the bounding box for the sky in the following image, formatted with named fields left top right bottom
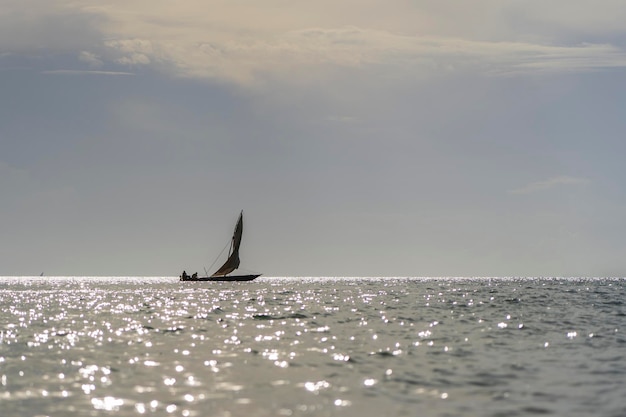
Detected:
left=2, top=1, right=626, bottom=277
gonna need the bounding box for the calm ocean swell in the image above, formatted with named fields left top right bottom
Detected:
left=0, top=277, right=625, bottom=417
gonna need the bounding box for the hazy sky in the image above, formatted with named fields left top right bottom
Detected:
left=2, top=1, right=626, bottom=276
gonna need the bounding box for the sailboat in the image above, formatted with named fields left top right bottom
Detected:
left=180, top=211, right=261, bottom=282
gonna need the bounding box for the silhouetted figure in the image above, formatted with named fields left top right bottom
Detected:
left=181, top=270, right=188, bottom=281
left=192, top=272, right=198, bottom=279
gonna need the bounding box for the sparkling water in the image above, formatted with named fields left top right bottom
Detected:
left=1, top=277, right=624, bottom=416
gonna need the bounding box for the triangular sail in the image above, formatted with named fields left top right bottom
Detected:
left=211, top=211, right=243, bottom=277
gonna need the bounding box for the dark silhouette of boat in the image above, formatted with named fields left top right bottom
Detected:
left=181, top=274, right=260, bottom=282
left=181, top=211, right=261, bottom=282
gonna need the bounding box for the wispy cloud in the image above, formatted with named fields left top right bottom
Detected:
left=96, top=28, right=626, bottom=85
left=41, top=70, right=134, bottom=76
left=78, top=51, right=103, bottom=67
left=4, top=2, right=626, bottom=85
left=509, top=176, right=591, bottom=195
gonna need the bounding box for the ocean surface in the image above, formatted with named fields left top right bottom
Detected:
left=0, top=277, right=625, bottom=417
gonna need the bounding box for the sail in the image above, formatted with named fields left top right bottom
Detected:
left=211, top=211, right=243, bottom=276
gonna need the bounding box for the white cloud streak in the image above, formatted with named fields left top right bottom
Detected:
left=509, top=176, right=591, bottom=195
left=41, top=70, right=134, bottom=76
left=78, top=51, right=103, bottom=67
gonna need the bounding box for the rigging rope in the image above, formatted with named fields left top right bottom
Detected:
left=206, top=240, right=231, bottom=274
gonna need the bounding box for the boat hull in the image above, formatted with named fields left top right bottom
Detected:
left=181, top=274, right=261, bottom=282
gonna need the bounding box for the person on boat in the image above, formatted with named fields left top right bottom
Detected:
left=192, top=272, right=198, bottom=279
left=181, top=270, right=188, bottom=280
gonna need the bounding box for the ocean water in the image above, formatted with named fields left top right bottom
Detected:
left=0, top=277, right=625, bottom=417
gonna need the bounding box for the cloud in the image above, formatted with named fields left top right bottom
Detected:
left=3, top=2, right=626, bottom=85
left=78, top=51, right=103, bottom=67
left=41, top=69, right=134, bottom=76
left=104, top=39, right=153, bottom=66
left=509, top=176, right=591, bottom=195
left=0, top=0, right=104, bottom=52
left=96, top=27, right=626, bottom=85
left=84, top=1, right=626, bottom=84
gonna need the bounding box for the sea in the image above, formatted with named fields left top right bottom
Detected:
left=0, top=277, right=624, bottom=417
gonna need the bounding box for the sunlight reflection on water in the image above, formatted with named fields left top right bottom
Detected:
left=0, top=276, right=625, bottom=416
